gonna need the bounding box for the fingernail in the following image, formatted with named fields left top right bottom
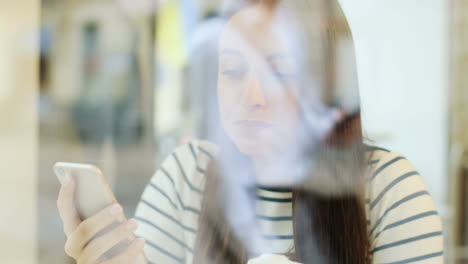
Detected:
left=62, top=175, right=71, bottom=186
left=126, top=219, right=138, bottom=231
left=110, top=204, right=122, bottom=216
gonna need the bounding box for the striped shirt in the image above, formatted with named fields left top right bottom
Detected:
left=134, top=140, right=444, bottom=264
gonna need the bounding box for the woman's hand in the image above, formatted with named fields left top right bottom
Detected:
left=56, top=175, right=146, bottom=264
left=247, top=254, right=302, bottom=264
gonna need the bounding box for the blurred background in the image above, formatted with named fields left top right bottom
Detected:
left=1, top=0, right=467, bottom=263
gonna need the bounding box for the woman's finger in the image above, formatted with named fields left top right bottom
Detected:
left=78, top=219, right=138, bottom=264
left=57, top=175, right=81, bottom=236
left=65, top=203, right=125, bottom=259
left=100, top=238, right=145, bottom=264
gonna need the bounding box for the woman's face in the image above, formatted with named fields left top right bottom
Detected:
left=217, top=3, right=301, bottom=158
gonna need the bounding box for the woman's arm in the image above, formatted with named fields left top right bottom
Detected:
left=134, top=141, right=213, bottom=264
left=367, top=151, right=444, bottom=263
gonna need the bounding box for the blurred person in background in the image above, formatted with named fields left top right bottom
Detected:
left=57, top=0, right=443, bottom=263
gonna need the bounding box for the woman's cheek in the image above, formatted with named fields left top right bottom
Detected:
left=218, top=95, right=233, bottom=121
left=217, top=92, right=236, bottom=136
left=218, top=83, right=242, bottom=118
left=274, top=103, right=300, bottom=142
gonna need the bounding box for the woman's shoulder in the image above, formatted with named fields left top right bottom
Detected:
left=171, top=139, right=218, bottom=158
left=364, top=144, right=440, bottom=227
left=363, top=144, right=440, bottom=218
left=159, top=139, right=218, bottom=168
left=364, top=146, right=443, bottom=262
left=364, top=145, right=428, bottom=195
left=169, top=139, right=218, bottom=170
left=153, top=139, right=218, bottom=192
left=364, top=145, right=421, bottom=183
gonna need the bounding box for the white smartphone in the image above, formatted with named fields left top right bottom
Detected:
left=54, top=162, right=147, bottom=264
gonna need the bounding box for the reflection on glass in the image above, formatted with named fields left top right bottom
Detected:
left=38, top=0, right=445, bottom=264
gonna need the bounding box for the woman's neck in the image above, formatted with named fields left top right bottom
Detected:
left=251, top=151, right=297, bottom=187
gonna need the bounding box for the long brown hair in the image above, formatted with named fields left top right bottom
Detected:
left=193, top=117, right=369, bottom=264
left=193, top=0, right=370, bottom=263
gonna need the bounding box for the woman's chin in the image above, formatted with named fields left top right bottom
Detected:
left=233, top=137, right=271, bottom=157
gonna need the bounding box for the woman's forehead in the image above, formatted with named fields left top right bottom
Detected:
left=218, top=4, right=293, bottom=54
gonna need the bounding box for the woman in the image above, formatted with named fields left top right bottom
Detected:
left=57, top=0, right=443, bottom=263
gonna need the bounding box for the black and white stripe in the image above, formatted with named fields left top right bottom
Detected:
left=135, top=141, right=443, bottom=264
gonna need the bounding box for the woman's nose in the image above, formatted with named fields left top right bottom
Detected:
left=243, top=72, right=267, bottom=109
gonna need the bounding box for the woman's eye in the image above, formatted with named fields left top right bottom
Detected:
left=273, top=72, right=296, bottom=81
left=269, top=63, right=297, bottom=82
